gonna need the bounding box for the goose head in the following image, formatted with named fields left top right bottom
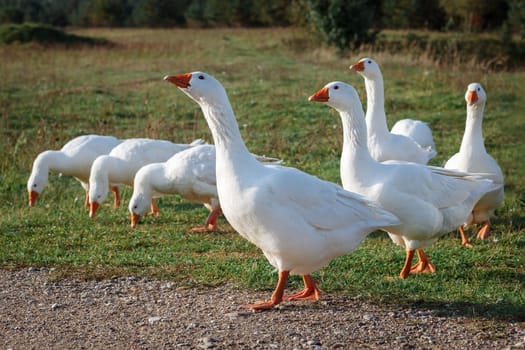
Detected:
left=465, top=82, right=486, bottom=108
left=27, top=152, right=52, bottom=206
left=309, top=81, right=360, bottom=112
left=128, top=193, right=149, bottom=228
left=164, top=71, right=227, bottom=105
left=27, top=173, right=46, bottom=207
left=88, top=178, right=109, bottom=218
left=88, top=188, right=106, bottom=218
left=349, top=57, right=381, bottom=80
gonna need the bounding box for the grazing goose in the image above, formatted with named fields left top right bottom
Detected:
left=350, top=57, right=436, bottom=164
left=444, top=83, right=504, bottom=246
left=309, top=81, right=501, bottom=278
left=129, top=144, right=282, bottom=230
left=164, top=71, right=400, bottom=310
left=390, top=118, right=436, bottom=152
left=88, top=138, right=204, bottom=217
left=27, top=134, right=121, bottom=208
left=129, top=144, right=220, bottom=230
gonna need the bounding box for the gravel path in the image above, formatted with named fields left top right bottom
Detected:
left=1, top=268, right=523, bottom=349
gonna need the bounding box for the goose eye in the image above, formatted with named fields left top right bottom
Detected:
left=33, top=184, right=37, bottom=187
left=133, top=205, right=137, bottom=209
left=367, top=60, right=371, bottom=64
left=198, top=75, right=205, bottom=80
left=334, top=85, right=339, bottom=90
left=477, top=87, right=480, bottom=91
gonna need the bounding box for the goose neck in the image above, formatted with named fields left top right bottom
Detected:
left=460, top=105, right=486, bottom=155
left=37, top=150, right=70, bottom=174
left=338, top=107, right=378, bottom=182
left=200, top=100, right=259, bottom=169
left=364, top=76, right=389, bottom=137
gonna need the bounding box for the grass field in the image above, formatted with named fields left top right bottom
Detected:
left=0, top=28, right=523, bottom=322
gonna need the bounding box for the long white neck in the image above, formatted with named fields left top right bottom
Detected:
left=336, top=103, right=379, bottom=190
left=35, top=150, right=71, bottom=174
left=107, top=156, right=135, bottom=185
left=199, top=99, right=261, bottom=177
left=90, top=156, right=131, bottom=203
left=134, top=172, right=155, bottom=199
left=460, top=103, right=486, bottom=156
left=363, top=75, right=390, bottom=138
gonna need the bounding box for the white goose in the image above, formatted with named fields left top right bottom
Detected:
left=88, top=138, right=203, bottom=217
left=129, top=144, right=283, bottom=230
left=390, top=118, right=436, bottom=152
left=350, top=57, right=437, bottom=164
left=128, top=144, right=220, bottom=230
left=444, top=83, right=504, bottom=246
left=164, top=72, right=400, bottom=310
left=309, top=81, right=501, bottom=278
left=27, top=134, right=121, bottom=208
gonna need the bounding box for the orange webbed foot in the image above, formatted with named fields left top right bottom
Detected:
left=284, top=275, right=320, bottom=301
left=241, top=270, right=289, bottom=311
left=409, top=261, right=436, bottom=274
left=476, top=221, right=491, bottom=240
left=410, top=249, right=436, bottom=274
left=190, top=224, right=216, bottom=232
left=284, top=288, right=320, bottom=301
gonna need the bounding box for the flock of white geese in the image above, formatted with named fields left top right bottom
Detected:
left=27, top=58, right=504, bottom=310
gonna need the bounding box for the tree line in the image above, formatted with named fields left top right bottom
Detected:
left=1, top=0, right=524, bottom=51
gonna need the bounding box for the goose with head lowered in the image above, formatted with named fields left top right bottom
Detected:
left=164, top=71, right=400, bottom=310
left=444, top=83, right=504, bottom=246
left=27, top=134, right=121, bottom=208
left=88, top=137, right=204, bottom=218
left=390, top=118, right=436, bottom=152
left=309, top=81, right=502, bottom=278
left=350, top=57, right=436, bottom=164
left=128, top=143, right=282, bottom=230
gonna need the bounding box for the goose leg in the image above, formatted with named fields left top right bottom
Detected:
left=84, top=188, right=89, bottom=208
left=111, top=186, right=120, bottom=208
left=242, top=270, right=289, bottom=310
left=191, top=207, right=222, bottom=232
left=476, top=220, right=491, bottom=240
left=410, top=249, right=436, bottom=274
left=458, top=226, right=473, bottom=247
left=205, top=207, right=222, bottom=229
left=399, top=249, right=416, bottom=279
left=284, top=274, right=321, bottom=301
left=149, top=198, right=159, bottom=216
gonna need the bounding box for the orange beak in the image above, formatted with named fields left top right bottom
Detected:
left=309, top=87, right=330, bottom=102
left=130, top=212, right=140, bottom=228
left=89, top=201, right=99, bottom=218
left=350, top=60, right=365, bottom=72
left=164, top=73, right=192, bottom=88
left=467, top=90, right=478, bottom=104
left=29, top=190, right=38, bottom=207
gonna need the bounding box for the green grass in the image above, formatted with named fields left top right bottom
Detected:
left=1, top=28, right=524, bottom=322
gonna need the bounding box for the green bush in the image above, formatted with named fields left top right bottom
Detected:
left=370, top=31, right=525, bottom=70
left=307, top=0, right=378, bottom=52
left=0, top=22, right=110, bottom=46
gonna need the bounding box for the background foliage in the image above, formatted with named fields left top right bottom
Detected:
left=0, top=0, right=524, bottom=53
